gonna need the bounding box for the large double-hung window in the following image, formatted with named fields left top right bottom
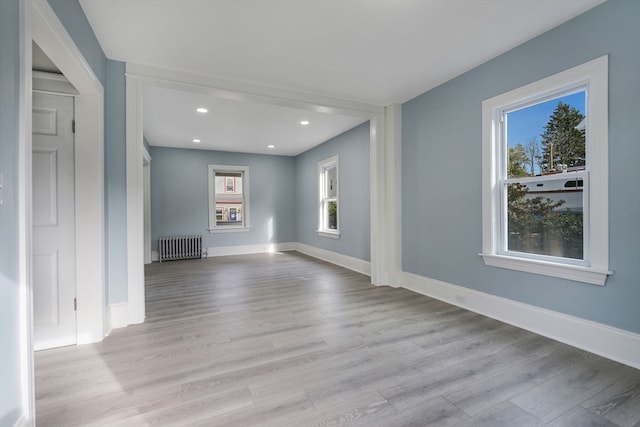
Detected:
left=481, top=56, right=610, bottom=285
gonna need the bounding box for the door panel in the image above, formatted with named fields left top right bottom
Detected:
left=33, top=92, right=76, bottom=351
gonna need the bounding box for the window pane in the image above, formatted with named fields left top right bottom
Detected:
left=507, top=177, right=583, bottom=259
left=214, top=171, right=244, bottom=226
left=325, top=166, right=337, bottom=198
left=327, top=200, right=337, bottom=230
left=215, top=204, right=243, bottom=225
left=506, top=91, right=586, bottom=178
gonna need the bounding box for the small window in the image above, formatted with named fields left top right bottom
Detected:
left=318, top=156, right=339, bottom=238
left=208, top=165, right=250, bottom=232
left=481, top=56, right=610, bottom=285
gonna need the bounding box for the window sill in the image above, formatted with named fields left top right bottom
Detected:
left=317, top=230, right=340, bottom=239
left=208, top=226, right=250, bottom=234
left=480, top=253, right=611, bottom=286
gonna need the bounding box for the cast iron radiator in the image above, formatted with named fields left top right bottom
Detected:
left=158, top=235, right=203, bottom=263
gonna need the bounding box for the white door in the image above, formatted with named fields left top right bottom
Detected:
left=32, top=92, right=76, bottom=351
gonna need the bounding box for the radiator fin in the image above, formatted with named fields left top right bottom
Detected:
left=158, top=235, right=203, bottom=263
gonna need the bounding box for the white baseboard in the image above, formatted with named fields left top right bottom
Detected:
left=295, top=243, right=371, bottom=276
left=205, top=242, right=296, bottom=258
left=107, top=302, right=129, bottom=333
left=151, top=250, right=159, bottom=262
left=402, top=271, right=640, bottom=370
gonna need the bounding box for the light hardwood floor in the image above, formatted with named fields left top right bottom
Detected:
left=35, top=252, right=640, bottom=426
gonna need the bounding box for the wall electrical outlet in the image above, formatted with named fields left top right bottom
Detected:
left=0, top=172, right=4, bottom=206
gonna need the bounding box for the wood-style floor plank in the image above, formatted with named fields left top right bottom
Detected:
left=35, top=252, right=640, bottom=426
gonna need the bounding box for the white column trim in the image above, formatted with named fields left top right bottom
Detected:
left=18, top=1, right=35, bottom=423
left=384, top=104, right=402, bottom=287
left=369, top=106, right=402, bottom=287
left=126, top=74, right=146, bottom=325
left=143, top=146, right=152, bottom=265
left=369, top=114, right=386, bottom=285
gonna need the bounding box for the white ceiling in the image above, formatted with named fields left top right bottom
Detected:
left=79, top=0, right=605, bottom=156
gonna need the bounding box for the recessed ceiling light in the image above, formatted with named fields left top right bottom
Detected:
left=193, top=139, right=201, bottom=143
left=300, top=120, right=310, bottom=126
left=267, top=145, right=275, bottom=149
left=196, top=108, right=208, bottom=113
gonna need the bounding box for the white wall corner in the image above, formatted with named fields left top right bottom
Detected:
left=401, top=271, right=640, bottom=370
left=295, top=243, right=371, bottom=277
left=369, top=115, right=386, bottom=285
left=108, top=302, right=129, bottom=331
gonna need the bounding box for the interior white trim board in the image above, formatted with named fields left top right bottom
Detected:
left=125, top=73, right=146, bottom=325
left=18, top=1, right=34, bottom=424
left=402, top=271, right=640, bottom=370
left=295, top=243, right=371, bottom=277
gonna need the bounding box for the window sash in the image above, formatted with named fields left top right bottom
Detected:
left=499, top=170, right=589, bottom=265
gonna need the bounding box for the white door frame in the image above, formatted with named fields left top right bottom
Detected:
left=143, top=146, right=152, bottom=265
left=124, top=64, right=403, bottom=322
left=30, top=1, right=106, bottom=343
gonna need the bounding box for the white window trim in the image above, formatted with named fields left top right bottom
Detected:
left=208, top=164, right=250, bottom=233
left=481, top=55, right=610, bottom=285
left=317, top=155, right=340, bottom=238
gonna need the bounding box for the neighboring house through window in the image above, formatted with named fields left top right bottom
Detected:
left=208, top=165, right=250, bottom=232
left=318, top=156, right=339, bottom=238
left=481, top=55, right=610, bottom=285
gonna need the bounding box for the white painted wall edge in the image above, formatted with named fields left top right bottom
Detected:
left=295, top=243, right=371, bottom=277
left=402, top=271, right=640, bottom=370
left=107, top=303, right=129, bottom=332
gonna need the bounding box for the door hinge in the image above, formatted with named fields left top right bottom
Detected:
left=74, top=298, right=77, bottom=311
left=72, top=120, right=75, bottom=134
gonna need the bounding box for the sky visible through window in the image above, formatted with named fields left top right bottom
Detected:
left=507, top=91, right=585, bottom=176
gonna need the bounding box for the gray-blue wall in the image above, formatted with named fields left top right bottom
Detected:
left=295, top=122, right=371, bottom=261
left=402, top=0, right=640, bottom=333
left=150, top=147, right=297, bottom=249
left=0, top=1, right=26, bottom=423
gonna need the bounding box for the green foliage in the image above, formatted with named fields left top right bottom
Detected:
left=328, top=201, right=337, bottom=230
left=507, top=183, right=564, bottom=235
left=508, top=144, right=529, bottom=178
left=507, top=183, right=583, bottom=259
left=540, top=102, right=585, bottom=172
